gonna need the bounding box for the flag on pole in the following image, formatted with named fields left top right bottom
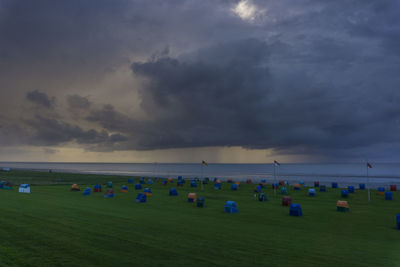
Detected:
left=274, top=160, right=280, bottom=166
left=367, top=162, right=373, bottom=168
left=202, top=160, right=208, bottom=167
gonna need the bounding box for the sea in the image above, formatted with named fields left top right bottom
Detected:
left=1, top=162, right=400, bottom=187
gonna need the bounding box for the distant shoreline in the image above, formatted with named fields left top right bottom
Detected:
left=3, top=167, right=400, bottom=188
left=5, top=166, right=400, bottom=178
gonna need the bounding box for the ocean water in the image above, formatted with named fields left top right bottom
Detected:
left=1, top=162, right=400, bottom=186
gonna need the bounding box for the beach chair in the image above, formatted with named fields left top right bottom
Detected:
left=341, top=190, right=349, bottom=198
left=397, top=214, right=400, bottom=230
left=188, top=193, right=197, bottom=203
left=169, top=188, right=178, bottom=196
left=144, top=188, right=152, bottom=196
left=385, top=191, right=393, bottom=200
left=135, top=183, right=142, bottom=190
left=136, top=193, right=146, bottom=203
left=71, top=184, right=80, bottom=191
left=289, top=204, right=302, bottom=216
left=280, top=187, right=288, bottom=195
left=336, top=200, right=349, bottom=212
left=348, top=186, right=355, bottom=193
left=258, top=193, right=268, bottom=202
left=3, top=182, right=12, bottom=190
left=282, top=196, right=292, bottom=206
left=214, top=183, right=222, bottom=190
left=308, top=188, right=316, bottom=197
left=224, top=201, right=238, bottom=213
left=82, top=187, right=91, bottom=196
left=197, top=197, right=205, bottom=207
left=18, top=184, right=30, bottom=193
left=378, top=187, right=385, bottom=196
left=93, top=184, right=102, bottom=192
left=104, top=189, right=114, bottom=198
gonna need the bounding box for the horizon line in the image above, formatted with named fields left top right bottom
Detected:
left=0, top=161, right=397, bottom=165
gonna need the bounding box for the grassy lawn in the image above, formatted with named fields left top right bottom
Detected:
left=0, top=171, right=399, bottom=266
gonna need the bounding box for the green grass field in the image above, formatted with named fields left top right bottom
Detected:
left=0, top=170, right=399, bottom=266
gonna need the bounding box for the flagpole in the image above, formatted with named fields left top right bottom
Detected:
left=274, top=163, right=276, bottom=196
left=367, top=161, right=370, bottom=202
left=201, top=163, right=204, bottom=191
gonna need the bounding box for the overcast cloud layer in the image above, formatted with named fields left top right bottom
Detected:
left=1, top=0, right=400, bottom=162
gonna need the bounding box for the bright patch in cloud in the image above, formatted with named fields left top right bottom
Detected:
left=232, top=0, right=265, bottom=22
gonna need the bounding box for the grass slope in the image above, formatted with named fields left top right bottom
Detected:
left=0, top=171, right=399, bottom=266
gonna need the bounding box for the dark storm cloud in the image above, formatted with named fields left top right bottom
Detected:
left=0, top=0, right=132, bottom=59
left=74, top=37, right=400, bottom=155
left=67, top=95, right=91, bottom=110
left=0, top=0, right=246, bottom=72
left=25, top=114, right=128, bottom=148
left=26, top=90, right=54, bottom=108
left=86, top=104, right=135, bottom=134
left=4, top=91, right=127, bottom=149
left=1, top=0, right=400, bottom=160
left=128, top=39, right=271, bottom=149
left=125, top=34, right=400, bottom=155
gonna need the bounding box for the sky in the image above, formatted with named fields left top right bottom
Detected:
left=0, top=0, right=400, bottom=163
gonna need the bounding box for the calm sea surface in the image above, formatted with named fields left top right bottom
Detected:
left=1, top=162, right=400, bottom=186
